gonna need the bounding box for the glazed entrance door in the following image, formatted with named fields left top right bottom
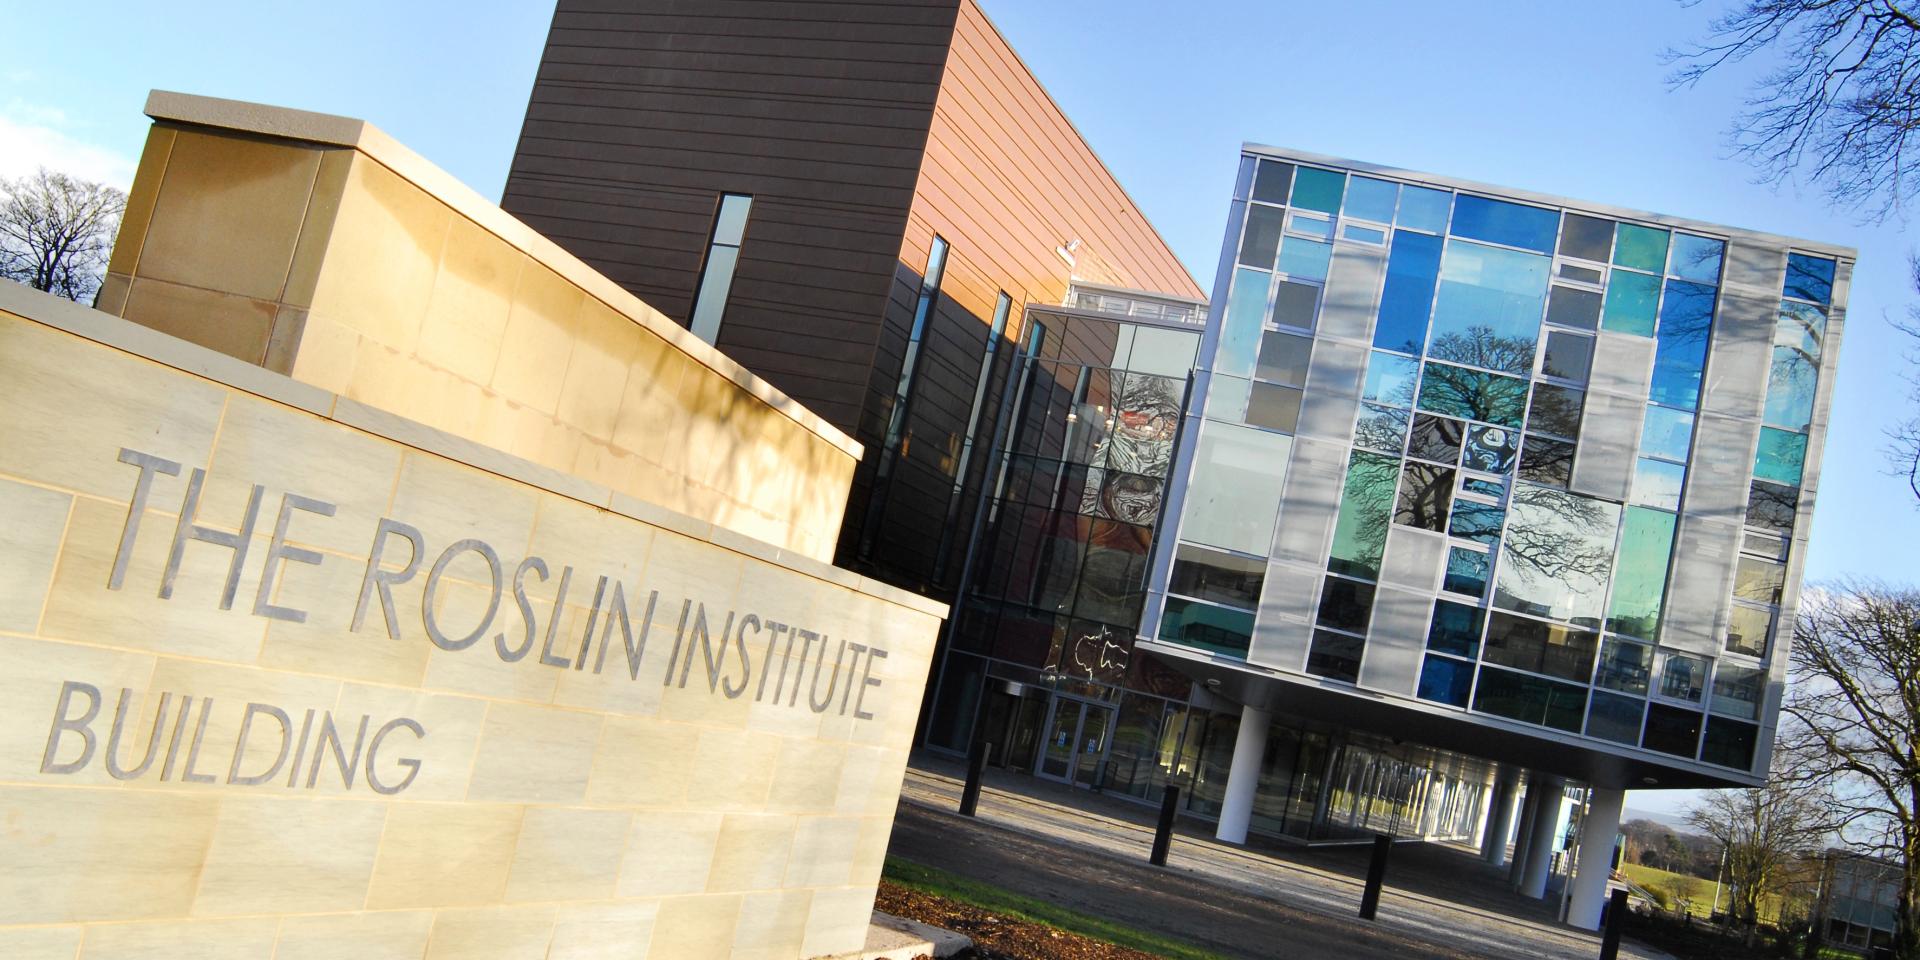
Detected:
left=1037, top=697, right=1115, bottom=787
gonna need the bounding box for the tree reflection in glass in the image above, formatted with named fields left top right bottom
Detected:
left=1396, top=461, right=1455, bottom=532
left=1493, top=483, right=1621, bottom=627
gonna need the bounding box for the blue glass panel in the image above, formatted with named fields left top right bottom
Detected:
left=1754, top=427, right=1808, bottom=485
left=1278, top=236, right=1333, bottom=281
left=1417, top=655, right=1475, bottom=707
left=1765, top=301, right=1826, bottom=432
left=1417, top=362, right=1529, bottom=428
left=1427, top=240, right=1550, bottom=374
left=1445, top=548, right=1490, bottom=598
left=1291, top=167, right=1346, bottom=215
left=1631, top=458, right=1686, bottom=510
left=1344, top=176, right=1399, bottom=222
left=1649, top=279, right=1716, bottom=410
left=1450, top=501, right=1505, bottom=545
left=1641, top=406, right=1694, bottom=462
left=1373, top=230, right=1445, bottom=354
left=1362, top=351, right=1420, bottom=406
left=1342, top=223, right=1388, bottom=245
left=1217, top=267, right=1271, bottom=380
left=1448, top=195, right=1560, bottom=254
left=1397, top=185, right=1452, bottom=233
left=1785, top=253, right=1836, bottom=304
left=1290, top=212, right=1334, bottom=240
left=1428, top=600, right=1484, bottom=655
left=1669, top=233, right=1725, bottom=284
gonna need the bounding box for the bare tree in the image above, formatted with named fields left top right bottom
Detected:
left=0, top=167, right=126, bottom=303
left=1684, top=752, right=1830, bottom=942
left=1669, top=1, right=1920, bottom=220
left=1782, top=581, right=1920, bottom=958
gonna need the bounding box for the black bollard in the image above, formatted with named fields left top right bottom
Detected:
left=1358, top=834, right=1392, bottom=920
left=959, top=738, right=988, bottom=817
left=1598, top=887, right=1628, bottom=960
left=1149, top=784, right=1180, bottom=866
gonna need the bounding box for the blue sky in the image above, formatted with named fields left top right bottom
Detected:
left=5, top=0, right=1910, bottom=820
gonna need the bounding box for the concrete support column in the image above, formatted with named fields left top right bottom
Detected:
left=1516, top=774, right=1564, bottom=899
left=1507, top=775, right=1540, bottom=885
left=1213, top=705, right=1271, bottom=845
left=1566, top=787, right=1626, bottom=930
left=1481, top=768, right=1521, bottom=867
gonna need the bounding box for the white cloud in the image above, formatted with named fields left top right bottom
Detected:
left=0, top=104, right=138, bottom=190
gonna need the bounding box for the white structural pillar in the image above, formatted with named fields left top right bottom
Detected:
left=1517, top=773, right=1563, bottom=899
left=1507, top=776, right=1538, bottom=885
left=1214, top=705, right=1272, bottom=844
left=1481, top=768, right=1521, bottom=867
left=1567, top=787, right=1626, bottom=930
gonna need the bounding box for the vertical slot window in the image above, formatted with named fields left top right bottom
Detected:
left=688, top=193, right=752, bottom=344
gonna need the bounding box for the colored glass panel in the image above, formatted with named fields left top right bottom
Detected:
left=1159, top=596, right=1253, bottom=658
left=1754, top=427, right=1807, bottom=485
left=1418, top=655, right=1475, bottom=706
left=1463, top=477, right=1506, bottom=497
left=1345, top=176, right=1399, bottom=222
left=1640, top=406, right=1694, bottom=462
left=1251, top=159, right=1294, bottom=205
left=1733, top=557, right=1785, bottom=604
left=1764, top=301, right=1825, bottom=431
left=1450, top=501, right=1504, bottom=545
left=1601, top=270, right=1660, bottom=336
left=1179, top=421, right=1292, bottom=556
left=1631, top=458, right=1686, bottom=511
left=1328, top=450, right=1401, bottom=580
left=1650, top=279, right=1715, bottom=410
left=1472, top=666, right=1588, bottom=733
left=1355, top=404, right=1410, bottom=454
left=1612, top=223, right=1670, bottom=273
left=1362, top=351, right=1420, bottom=406
left=1669, top=233, right=1725, bottom=284
left=1785, top=252, right=1835, bottom=304
left=1217, top=266, right=1269, bottom=379
left=1495, top=484, right=1621, bottom=627
left=1445, top=547, right=1490, bottom=597
left=1449, top=195, right=1560, bottom=254
left=1726, top=603, right=1774, bottom=658
left=1542, top=330, right=1594, bottom=382
left=1462, top=424, right=1518, bottom=473
left=1373, top=230, right=1444, bottom=354
left=1607, top=506, right=1676, bottom=639
left=1279, top=236, right=1332, bottom=281
left=1558, top=213, right=1614, bottom=262
left=1428, top=599, right=1484, bottom=656
left=1416, top=362, right=1529, bottom=428
left=1408, top=413, right=1464, bottom=464
left=1291, top=166, right=1346, bottom=214
left=1427, top=240, right=1550, bottom=373
left=1396, top=185, right=1452, bottom=232
left=1518, top=437, right=1574, bottom=487
left=1527, top=383, right=1584, bottom=439
left=1239, top=203, right=1283, bottom=268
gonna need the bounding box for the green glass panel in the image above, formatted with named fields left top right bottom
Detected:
left=1416, top=361, right=1528, bottom=428
left=1601, top=270, right=1660, bottom=336
left=1606, top=506, right=1676, bottom=639
left=1159, top=596, right=1253, bottom=658
left=1612, top=223, right=1670, bottom=273
left=1217, top=267, right=1270, bottom=379
left=1291, top=166, right=1346, bottom=215
left=1328, top=450, right=1400, bottom=580
left=1754, top=427, right=1808, bottom=485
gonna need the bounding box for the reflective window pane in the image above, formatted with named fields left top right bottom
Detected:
left=1733, top=557, right=1786, bottom=605
left=1289, top=211, right=1334, bottom=240
left=1650, top=279, right=1715, bottom=410
left=1306, top=630, right=1364, bottom=683
left=1558, top=213, right=1614, bottom=263
left=1764, top=307, right=1823, bottom=431
left=1240, top=204, right=1284, bottom=268
left=1256, top=331, right=1313, bottom=385
left=1362, top=351, right=1420, bottom=406
left=1608, top=506, right=1676, bottom=639
left=1601, top=270, right=1661, bottom=337
left=1373, top=231, right=1445, bottom=354
left=1408, top=413, right=1464, bottom=464
left=1631, top=458, right=1686, bottom=511
left=1279, top=236, right=1333, bottom=281
left=1494, top=484, right=1621, bottom=626
left=1444, top=547, right=1490, bottom=597
left=1587, top=691, right=1647, bottom=745
left=1701, top=716, right=1759, bottom=769
left=1747, top=480, right=1798, bottom=533
left=1518, top=436, right=1574, bottom=487
left=1449, top=501, right=1504, bottom=546
left=1251, top=159, right=1294, bottom=205
left=1345, top=176, right=1399, bottom=222
left=1669, top=233, right=1725, bottom=284
left=1463, top=476, right=1507, bottom=497
left=1179, top=421, right=1292, bottom=556
left=1450, top=195, right=1560, bottom=254
left=1726, top=603, right=1773, bottom=659
left=1317, top=576, right=1376, bottom=633
left=1542, top=330, right=1594, bottom=383
left=1395, top=461, right=1456, bottom=533
left=1418, top=655, right=1475, bottom=706
left=1483, top=610, right=1600, bottom=682
left=1472, top=666, right=1588, bottom=732
left=1159, top=596, right=1253, bottom=658
left=1417, top=362, right=1529, bottom=428
left=1754, top=426, right=1808, bottom=486
left=1329, top=450, right=1400, bottom=579
left=1613, top=223, right=1671, bottom=273
left=1396, top=185, right=1452, bottom=232
left=1245, top=382, right=1303, bottom=433
left=1642, top=702, right=1704, bottom=757
left=1595, top=637, right=1654, bottom=694
left=1641, top=406, right=1694, bottom=462
left=1428, top=599, right=1484, bottom=656
left=1427, top=241, right=1551, bottom=373
left=1527, top=383, right=1585, bottom=439
left=1785, top=252, right=1836, bottom=304
left=1217, top=267, right=1270, bottom=379
left=1170, top=544, right=1265, bottom=609
left=1355, top=403, right=1411, bottom=454
left=1658, top=650, right=1708, bottom=702
left=1559, top=263, right=1605, bottom=285
left=1343, top=223, right=1388, bottom=245
left=1710, top=663, right=1766, bottom=721
left=1462, top=424, right=1519, bottom=474
left=1271, top=278, right=1320, bottom=330
left=1291, top=166, right=1346, bottom=215
left=1545, top=285, right=1603, bottom=330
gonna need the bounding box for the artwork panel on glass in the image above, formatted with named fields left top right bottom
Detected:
left=1642, top=702, right=1704, bottom=758
left=1256, top=331, right=1315, bottom=386
left=1246, top=382, right=1304, bottom=433
left=1159, top=596, right=1254, bottom=658
left=1587, top=691, right=1647, bottom=745
left=1444, top=546, right=1490, bottom=598
left=1417, top=654, right=1475, bottom=706
left=1725, top=603, right=1773, bottom=659
left=1650, top=279, right=1716, bottom=411
left=1251, top=158, right=1294, bottom=205
left=1417, top=362, right=1529, bottom=428
left=1306, top=629, right=1365, bottom=683
left=1613, top=223, right=1671, bottom=273
left=1428, top=599, right=1485, bottom=657
left=1408, top=413, right=1465, bottom=465
left=1669, top=233, right=1725, bottom=285
left=1270, top=278, right=1320, bottom=331
left=1449, top=194, right=1560, bottom=254
left=1449, top=501, right=1504, bottom=546
left=1518, top=436, right=1574, bottom=487
left=1494, top=483, right=1621, bottom=626
left=1316, top=576, right=1377, bottom=633
left=1595, top=636, right=1654, bottom=695
left=1355, top=403, right=1411, bottom=454
left=1607, top=506, right=1676, bottom=639
left=1328, top=450, right=1401, bottom=580
left=1218, top=266, right=1272, bottom=379
left=1084, top=470, right=1165, bottom=526
left=1700, top=716, right=1758, bottom=770
left=1558, top=213, right=1615, bottom=263
left=1106, top=372, right=1183, bottom=478
left=1641, top=405, right=1695, bottom=463
left=1362, top=351, right=1421, bottom=406
left=1527, top=383, right=1585, bottom=440
left=1395, top=461, right=1456, bottom=533
left=1279, top=236, right=1333, bottom=282
left=1601, top=270, right=1661, bottom=337
left=1784, top=252, right=1836, bottom=304
left=1754, top=426, right=1808, bottom=486
left=1291, top=167, right=1346, bottom=215
left=1462, top=425, right=1519, bottom=474
left=1170, top=543, right=1265, bottom=609
left=1345, top=176, right=1399, bottom=223
left=1542, top=330, right=1595, bottom=383
left=1427, top=240, right=1551, bottom=373
left=1545, top=284, right=1603, bottom=330
left=1240, top=203, right=1284, bottom=268
left=1397, top=185, right=1452, bottom=233
left=1733, top=556, right=1785, bottom=605
left=1630, top=458, right=1686, bottom=511
left=1373, top=230, right=1445, bottom=354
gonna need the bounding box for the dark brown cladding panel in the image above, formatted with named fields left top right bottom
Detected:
left=501, top=0, right=963, bottom=439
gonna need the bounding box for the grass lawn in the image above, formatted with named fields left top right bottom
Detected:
left=882, top=856, right=1235, bottom=960
left=1620, top=862, right=1786, bottom=925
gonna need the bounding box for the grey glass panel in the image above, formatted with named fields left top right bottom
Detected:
left=1279, top=237, right=1333, bottom=281
left=1127, top=326, right=1202, bottom=379
left=1239, top=204, right=1284, bottom=268
left=1217, top=267, right=1270, bottom=379
left=1733, top=556, right=1785, bottom=604
left=1396, top=185, right=1452, bottom=232
left=1545, top=285, right=1603, bottom=330
left=1608, top=506, right=1675, bottom=640
left=1317, top=576, right=1376, bottom=633
left=1345, top=176, right=1399, bottom=223
left=1701, top=716, right=1758, bottom=770
left=1246, top=382, right=1303, bottom=433
left=1409, top=413, right=1464, bottom=464
left=1427, top=241, right=1551, bottom=374
left=1543, top=330, right=1594, bottom=383
left=1428, top=600, right=1484, bottom=656
left=1587, top=691, right=1647, bottom=745
left=1272, top=437, right=1347, bottom=567
left=1395, top=461, right=1455, bottom=533
left=1640, top=405, right=1694, bottom=462
left=1472, top=666, right=1588, bottom=732
left=1179, top=422, right=1293, bottom=556
left=1171, top=543, right=1266, bottom=609
left=1568, top=391, right=1640, bottom=503
left=1329, top=450, right=1401, bottom=580
left=1462, top=424, right=1518, bottom=473
left=1363, top=351, right=1420, bottom=406
left=1444, top=546, right=1489, bottom=597
left=1359, top=586, right=1433, bottom=695
left=1527, top=383, right=1584, bottom=439
left=1699, top=290, right=1775, bottom=421
left=1721, top=238, right=1789, bottom=299
left=1710, top=663, right=1766, bottom=720
left=1558, top=263, right=1605, bottom=285
left=1256, top=331, right=1314, bottom=386
left=1252, top=159, right=1294, bottom=205
left=1209, top=375, right=1251, bottom=422
left=1663, top=515, right=1742, bottom=655
left=1494, top=484, right=1620, bottom=626
left=1483, top=610, right=1599, bottom=682
left=1726, top=603, right=1773, bottom=658
left=687, top=244, right=739, bottom=343
left=1382, top=524, right=1447, bottom=594
left=1306, top=630, right=1364, bottom=683
left=1295, top=339, right=1369, bottom=443
left=1669, top=233, right=1725, bottom=285
left=1643, top=702, right=1703, bottom=757
left=1518, top=437, right=1573, bottom=487
left=1631, top=459, right=1685, bottom=511
left=1558, top=213, right=1615, bottom=263
left=1785, top=252, right=1836, bottom=304
left=1258, top=560, right=1325, bottom=629
left=1417, top=362, right=1528, bottom=428
left=1355, top=404, right=1410, bottom=454
left=1318, top=240, right=1390, bottom=343
left=1659, top=650, right=1709, bottom=703
left=1449, top=501, right=1504, bottom=546
left=1650, top=279, right=1716, bottom=410
left=1595, top=637, right=1654, bottom=694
